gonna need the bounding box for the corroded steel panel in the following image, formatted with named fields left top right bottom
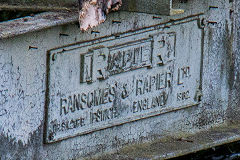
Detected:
left=45, top=18, right=203, bottom=143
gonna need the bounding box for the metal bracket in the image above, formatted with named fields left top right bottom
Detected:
left=0, top=0, right=183, bottom=15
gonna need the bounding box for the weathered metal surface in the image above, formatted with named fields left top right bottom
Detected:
left=0, top=0, right=239, bottom=159
left=0, top=0, right=78, bottom=11
left=91, top=124, right=240, bottom=160
left=0, top=0, right=183, bottom=30
left=121, top=0, right=184, bottom=15
left=90, top=123, right=240, bottom=160
left=0, top=0, right=183, bottom=16
left=0, top=12, right=78, bottom=40
left=45, top=17, right=203, bottom=143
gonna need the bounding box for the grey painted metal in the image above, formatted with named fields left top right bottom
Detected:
left=92, top=123, right=240, bottom=159
left=122, top=0, right=171, bottom=14
left=0, top=0, right=78, bottom=11
left=45, top=17, right=202, bottom=143
left=121, top=0, right=184, bottom=15
left=0, top=12, right=78, bottom=39
left=0, top=0, right=239, bottom=159
left=0, top=0, right=183, bottom=15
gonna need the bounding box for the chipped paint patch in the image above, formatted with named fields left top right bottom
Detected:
left=79, top=0, right=122, bottom=31
left=0, top=45, right=45, bottom=145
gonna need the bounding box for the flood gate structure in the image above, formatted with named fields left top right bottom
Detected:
left=0, top=0, right=240, bottom=159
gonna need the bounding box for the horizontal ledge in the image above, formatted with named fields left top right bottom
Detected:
left=0, top=4, right=78, bottom=12
left=0, top=0, right=183, bottom=15
left=93, top=123, right=240, bottom=159
left=0, top=12, right=78, bottom=40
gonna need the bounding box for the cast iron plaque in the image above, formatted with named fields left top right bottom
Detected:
left=45, top=18, right=203, bottom=143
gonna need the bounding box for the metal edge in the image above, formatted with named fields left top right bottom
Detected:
left=0, top=11, right=78, bottom=40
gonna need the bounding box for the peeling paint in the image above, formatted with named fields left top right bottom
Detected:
left=0, top=46, right=45, bottom=145
left=0, top=0, right=239, bottom=159
left=79, top=0, right=122, bottom=30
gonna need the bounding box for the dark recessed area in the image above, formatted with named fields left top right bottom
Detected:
left=171, top=141, right=240, bottom=160
left=0, top=11, right=40, bottom=22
